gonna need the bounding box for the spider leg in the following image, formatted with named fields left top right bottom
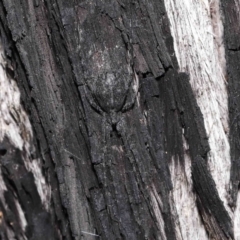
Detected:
left=122, top=74, right=138, bottom=112
left=84, top=85, right=103, bottom=114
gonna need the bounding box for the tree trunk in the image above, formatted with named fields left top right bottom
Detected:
left=0, top=0, right=239, bottom=239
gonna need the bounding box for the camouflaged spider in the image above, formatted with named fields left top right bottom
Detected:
left=84, top=70, right=137, bottom=134
left=82, top=69, right=138, bottom=165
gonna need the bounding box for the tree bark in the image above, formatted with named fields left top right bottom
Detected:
left=0, top=0, right=239, bottom=239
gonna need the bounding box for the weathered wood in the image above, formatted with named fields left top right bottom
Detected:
left=221, top=0, right=240, bottom=238
left=0, top=0, right=239, bottom=239
left=165, top=0, right=233, bottom=238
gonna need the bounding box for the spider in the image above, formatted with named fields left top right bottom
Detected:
left=82, top=69, right=138, bottom=165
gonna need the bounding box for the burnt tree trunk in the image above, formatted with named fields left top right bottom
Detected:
left=0, top=0, right=239, bottom=239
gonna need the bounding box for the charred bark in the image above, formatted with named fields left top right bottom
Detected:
left=0, top=0, right=239, bottom=239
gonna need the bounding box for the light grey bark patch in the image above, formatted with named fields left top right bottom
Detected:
left=169, top=149, right=208, bottom=240
left=0, top=42, right=51, bottom=211
left=165, top=0, right=233, bottom=238
left=165, top=0, right=230, bottom=212
left=192, top=156, right=233, bottom=239
left=158, top=68, right=234, bottom=238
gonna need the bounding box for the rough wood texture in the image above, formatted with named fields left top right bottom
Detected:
left=0, top=41, right=54, bottom=239
left=165, top=0, right=232, bottom=239
left=165, top=0, right=230, bottom=207
left=221, top=0, right=240, bottom=238
left=0, top=0, right=238, bottom=239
